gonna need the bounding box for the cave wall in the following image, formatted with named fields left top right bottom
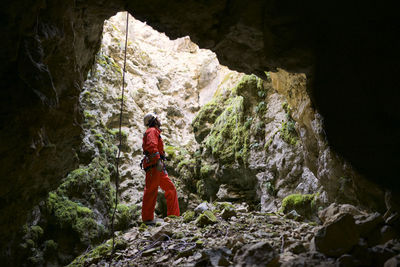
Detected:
left=1, top=0, right=399, bottom=261
left=0, top=0, right=120, bottom=258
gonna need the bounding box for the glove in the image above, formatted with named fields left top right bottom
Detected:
left=156, top=159, right=163, bottom=172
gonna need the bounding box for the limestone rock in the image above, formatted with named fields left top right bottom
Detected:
left=318, top=203, right=366, bottom=225
left=216, top=184, right=241, bottom=201
left=194, top=202, right=212, bottom=214
left=234, top=241, right=279, bottom=267
left=312, top=213, right=359, bottom=257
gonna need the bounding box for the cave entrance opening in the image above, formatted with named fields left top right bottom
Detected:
left=80, top=9, right=251, bottom=211
left=80, top=10, right=261, bottom=220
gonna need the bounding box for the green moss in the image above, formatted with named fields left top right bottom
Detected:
left=29, top=225, right=44, bottom=241
left=264, top=181, right=275, bottom=196
left=43, top=240, right=58, bottom=259
left=44, top=154, right=116, bottom=246
left=164, top=145, right=177, bottom=160
left=214, top=202, right=234, bottom=210
left=200, top=164, right=214, bottom=178
left=255, top=101, right=267, bottom=114
left=26, top=239, right=35, bottom=248
left=139, top=223, right=148, bottom=232
left=107, top=128, right=127, bottom=139
left=280, top=120, right=299, bottom=146
left=82, top=90, right=92, bottom=98
left=173, top=231, right=185, bottom=239
left=232, top=74, right=262, bottom=97
left=195, top=210, right=217, bottom=227
left=68, top=239, right=127, bottom=267
left=264, top=138, right=273, bottom=151
left=114, top=204, right=136, bottom=230
left=46, top=192, right=102, bottom=243
left=196, top=180, right=205, bottom=196
left=116, top=95, right=128, bottom=102
left=204, top=96, right=250, bottom=165
left=183, top=211, right=195, bottom=222
left=83, top=111, right=94, bottom=120
left=280, top=194, right=316, bottom=218
left=192, top=98, right=225, bottom=143
left=44, top=240, right=58, bottom=251
left=177, top=159, right=193, bottom=170
left=195, top=239, right=204, bottom=248
left=244, top=117, right=253, bottom=129
left=279, top=102, right=299, bottom=145
left=97, top=52, right=122, bottom=75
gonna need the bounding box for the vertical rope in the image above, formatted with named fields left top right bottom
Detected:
left=110, top=11, right=129, bottom=263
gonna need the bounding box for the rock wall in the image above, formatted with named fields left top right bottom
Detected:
left=187, top=71, right=384, bottom=214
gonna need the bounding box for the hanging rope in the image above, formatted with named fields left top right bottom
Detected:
left=110, top=11, right=129, bottom=260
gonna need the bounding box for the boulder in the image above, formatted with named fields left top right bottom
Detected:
left=234, top=241, right=279, bottom=267
left=367, top=225, right=398, bottom=247
left=355, top=212, right=384, bottom=237
left=312, top=213, right=359, bottom=257
left=194, top=202, right=212, bottom=214
left=199, top=248, right=232, bottom=267
left=221, top=206, right=237, bottom=220
left=318, top=203, right=365, bottom=225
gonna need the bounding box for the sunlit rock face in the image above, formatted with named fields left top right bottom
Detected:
left=1, top=0, right=399, bottom=261
left=84, top=13, right=243, bottom=208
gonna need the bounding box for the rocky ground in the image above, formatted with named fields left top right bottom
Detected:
left=69, top=201, right=400, bottom=266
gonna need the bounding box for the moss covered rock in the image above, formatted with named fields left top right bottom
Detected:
left=204, top=96, right=250, bottom=164
left=68, top=238, right=127, bottom=267
left=183, top=211, right=195, bottom=222
left=114, top=204, right=137, bottom=230
left=280, top=194, right=316, bottom=219
left=195, top=210, right=218, bottom=227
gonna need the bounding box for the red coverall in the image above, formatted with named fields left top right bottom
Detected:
left=141, top=127, right=180, bottom=221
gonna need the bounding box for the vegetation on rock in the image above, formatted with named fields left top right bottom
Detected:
left=280, top=193, right=317, bottom=219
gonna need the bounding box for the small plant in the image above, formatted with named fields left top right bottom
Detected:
left=255, top=101, right=267, bottom=114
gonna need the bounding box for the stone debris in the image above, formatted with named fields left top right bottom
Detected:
left=69, top=201, right=400, bottom=267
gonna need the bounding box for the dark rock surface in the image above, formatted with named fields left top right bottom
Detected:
left=312, top=213, right=359, bottom=257
left=1, top=0, right=399, bottom=262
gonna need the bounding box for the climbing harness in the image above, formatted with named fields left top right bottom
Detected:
left=110, top=11, right=129, bottom=263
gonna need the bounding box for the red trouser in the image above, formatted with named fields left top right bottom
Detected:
left=141, top=167, right=180, bottom=221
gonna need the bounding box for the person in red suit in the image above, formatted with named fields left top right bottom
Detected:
left=141, top=113, right=180, bottom=224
